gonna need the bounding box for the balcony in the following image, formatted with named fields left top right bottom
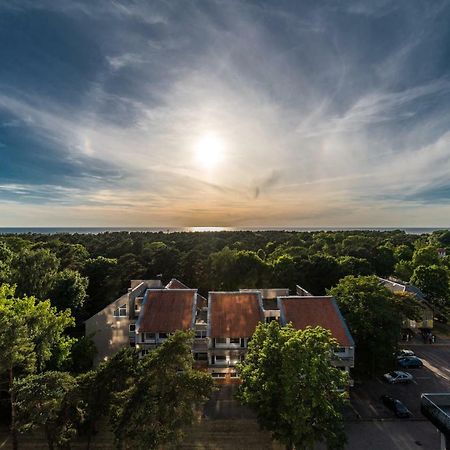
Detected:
left=421, top=393, right=450, bottom=435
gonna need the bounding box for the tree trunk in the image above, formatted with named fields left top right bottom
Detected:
left=9, top=367, right=18, bottom=450
left=45, top=424, right=54, bottom=450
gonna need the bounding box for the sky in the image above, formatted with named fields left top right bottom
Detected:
left=1, top=0, right=450, bottom=227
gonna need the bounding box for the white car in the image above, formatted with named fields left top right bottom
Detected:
left=396, top=349, right=415, bottom=358
left=383, top=371, right=413, bottom=384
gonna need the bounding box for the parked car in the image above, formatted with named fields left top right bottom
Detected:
left=397, top=356, right=423, bottom=368
left=396, top=349, right=415, bottom=358
left=380, top=395, right=412, bottom=418
left=383, top=371, right=413, bottom=384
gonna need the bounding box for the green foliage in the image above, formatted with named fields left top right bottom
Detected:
left=65, top=335, right=98, bottom=373
left=394, top=244, right=413, bottom=261
left=337, top=256, right=372, bottom=277
left=13, top=371, right=81, bottom=450
left=372, top=245, right=396, bottom=277
left=238, top=322, right=348, bottom=450
left=411, top=265, right=450, bottom=309
left=209, top=247, right=268, bottom=290
left=272, top=254, right=299, bottom=290
left=47, top=268, right=88, bottom=313
left=0, top=242, right=13, bottom=283
left=83, top=256, right=119, bottom=315
left=412, top=245, right=440, bottom=267
left=109, top=331, right=214, bottom=449
left=0, top=284, right=75, bottom=374
left=394, top=260, right=414, bottom=281
left=303, top=254, right=341, bottom=295
left=329, top=276, right=402, bottom=375
left=74, top=348, right=139, bottom=445
left=142, top=241, right=180, bottom=280
left=10, top=248, right=60, bottom=299
left=0, top=284, right=75, bottom=448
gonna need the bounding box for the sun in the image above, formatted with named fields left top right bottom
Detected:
left=194, top=133, right=225, bottom=169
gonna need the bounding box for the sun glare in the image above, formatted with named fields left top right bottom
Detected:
left=194, top=133, right=225, bottom=169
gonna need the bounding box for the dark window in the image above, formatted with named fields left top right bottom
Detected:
left=215, top=338, right=227, bottom=344
left=194, top=352, right=208, bottom=361
left=230, top=338, right=240, bottom=344
left=212, top=373, right=226, bottom=378
left=114, top=304, right=127, bottom=317
left=159, top=333, right=168, bottom=339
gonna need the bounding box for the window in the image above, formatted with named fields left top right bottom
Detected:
left=194, top=352, right=208, bottom=361
left=141, top=349, right=149, bottom=357
left=158, top=333, right=168, bottom=339
left=113, top=304, right=127, bottom=317
left=335, top=347, right=346, bottom=354
left=212, top=373, right=226, bottom=378
left=145, top=332, right=156, bottom=341
left=215, top=338, right=227, bottom=344
left=195, top=330, right=207, bottom=338
left=215, top=355, right=226, bottom=364
left=265, top=316, right=277, bottom=323
left=230, top=372, right=239, bottom=378
left=129, top=324, right=136, bottom=333
left=230, top=338, right=240, bottom=344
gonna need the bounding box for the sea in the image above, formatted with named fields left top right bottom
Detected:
left=0, top=227, right=448, bottom=235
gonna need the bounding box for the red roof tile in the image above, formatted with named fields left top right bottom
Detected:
left=209, top=292, right=264, bottom=338
left=138, top=289, right=196, bottom=333
left=279, top=296, right=353, bottom=346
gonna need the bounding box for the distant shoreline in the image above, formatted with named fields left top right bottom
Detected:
left=0, top=227, right=449, bottom=235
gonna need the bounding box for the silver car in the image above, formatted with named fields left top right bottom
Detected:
left=383, top=370, right=413, bottom=384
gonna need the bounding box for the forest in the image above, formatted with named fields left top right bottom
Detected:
left=1, top=229, right=450, bottom=328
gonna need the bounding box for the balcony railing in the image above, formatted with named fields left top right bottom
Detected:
left=421, top=393, right=450, bottom=434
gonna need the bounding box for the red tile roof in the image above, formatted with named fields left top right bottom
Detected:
left=209, top=292, right=264, bottom=338
left=165, top=278, right=190, bottom=289
left=137, top=289, right=196, bottom=333
left=279, top=296, right=353, bottom=346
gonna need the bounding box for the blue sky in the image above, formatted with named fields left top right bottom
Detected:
left=1, top=0, right=450, bottom=227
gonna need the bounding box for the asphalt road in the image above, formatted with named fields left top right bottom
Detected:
left=343, top=421, right=440, bottom=450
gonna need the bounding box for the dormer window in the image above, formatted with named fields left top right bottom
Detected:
left=114, top=304, right=127, bottom=317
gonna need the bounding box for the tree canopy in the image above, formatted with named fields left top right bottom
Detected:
left=329, top=275, right=402, bottom=375
left=238, top=322, right=348, bottom=450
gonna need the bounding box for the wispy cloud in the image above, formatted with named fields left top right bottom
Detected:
left=1, top=0, right=450, bottom=226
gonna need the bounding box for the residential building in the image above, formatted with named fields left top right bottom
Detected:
left=278, top=296, right=355, bottom=375
left=85, top=280, right=355, bottom=381
left=85, top=279, right=163, bottom=366
left=207, top=291, right=265, bottom=380
left=135, top=288, right=198, bottom=355
left=379, top=277, right=434, bottom=330
left=239, top=288, right=289, bottom=323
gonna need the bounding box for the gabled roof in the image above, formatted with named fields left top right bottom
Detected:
left=136, top=289, right=197, bottom=333
left=278, top=296, right=354, bottom=347
left=165, top=278, right=190, bottom=290
left=208, top=292, right=264, bottom=338
left=378, top=277, right=429, bottom=304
